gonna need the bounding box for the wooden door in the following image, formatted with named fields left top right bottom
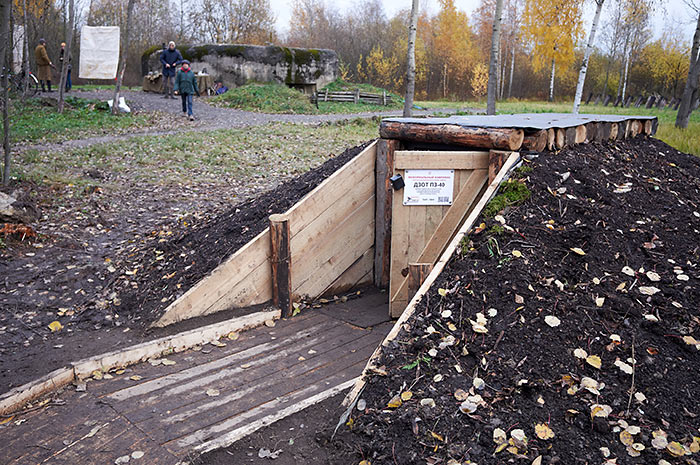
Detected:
left=389, top=151, right=491, bottom=316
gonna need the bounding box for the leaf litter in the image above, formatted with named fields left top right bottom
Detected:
left=344, top=138, right=700, bottom=465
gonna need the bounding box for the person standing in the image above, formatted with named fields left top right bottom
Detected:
left=174, top=60, right=199, bottom=121
left=35, top=39, right=55, bottom=92
left=160, top=41, right=183, bottom=99
left=59, top=42, right=72, bottom=91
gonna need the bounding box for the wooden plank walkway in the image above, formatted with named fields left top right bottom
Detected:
left=1, top=291, right=390, bottom=464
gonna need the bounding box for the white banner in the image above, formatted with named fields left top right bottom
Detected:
left=79, top=26, right=120, bottom=79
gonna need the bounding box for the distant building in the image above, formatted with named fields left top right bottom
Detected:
left=142, top=44, right=338, bottom=94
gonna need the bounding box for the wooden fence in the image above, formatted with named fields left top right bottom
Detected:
left=585, top=92, right=700, bottom=112
left=311, top=89, right=394, bottom=106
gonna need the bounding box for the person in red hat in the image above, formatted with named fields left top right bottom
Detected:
left=174, top=60, right=200, bottom=121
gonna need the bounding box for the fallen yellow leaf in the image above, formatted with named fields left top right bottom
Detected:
left=570, top=247, right=586, bottom=256
left=48, top=321, right=63, bottom=332
left=534, top=423, right=555, bottom=440
left=586, top=355, right=602, bottom=369
left=401, top=391, right=413, bottom=401
left=387, top=394, right=402, bottom=409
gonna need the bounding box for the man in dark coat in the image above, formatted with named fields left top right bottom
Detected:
left=160, top=41, right=183, bottom=99
left=35, top=39, right=55, bottom=92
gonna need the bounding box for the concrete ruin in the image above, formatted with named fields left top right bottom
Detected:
left=142, top=44, right=338, bottom=93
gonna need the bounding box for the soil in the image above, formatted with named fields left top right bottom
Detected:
left=194, top=137, right=700, bottom=465
left=0, top=141, right=370, bottom=393
left=345, top=136, right=700, bottom=464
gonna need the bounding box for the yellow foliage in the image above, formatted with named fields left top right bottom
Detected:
left=365, top=45, right=400, bottom=89
left=471, top=62, right=488, bottom=98
left=522, top=0, right=584, bottom=73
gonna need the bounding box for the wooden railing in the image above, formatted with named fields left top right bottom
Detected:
left=311, top=89, right=394, bottom=106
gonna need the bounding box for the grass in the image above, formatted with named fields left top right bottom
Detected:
left=10, top=96, right=161, bottom=144
left=415, top=98, right=700, bottom=156
left=210, top=81, right=402, bottom=115
left=210, top=83, right=317, bottom=114
left=15, top=118, right=380, bottom=186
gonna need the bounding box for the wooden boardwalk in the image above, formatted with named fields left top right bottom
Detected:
left=1, top=291, right=390, bottom=464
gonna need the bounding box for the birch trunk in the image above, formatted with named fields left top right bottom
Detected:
left=111, top=0, right=137, bottom=115
left=622, top=48, right=630, bottom=101
left=676, top=10, right=700, bottom=129
left=508, top=45, right=514, bottom=98
left=57, top=0, right=74, bottom=113
left=549, top=59, right=556, bottom=102
left=573, top=0, right=604, bottom=114
left=486, top=0, right=504, bottom=115
left=403, top=0, right=419, bottom=117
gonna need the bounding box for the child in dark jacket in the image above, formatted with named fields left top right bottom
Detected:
left=174, top=60, right=200, bottom=120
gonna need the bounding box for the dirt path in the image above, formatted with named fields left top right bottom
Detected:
left=20, top=90, right=456, bottom=153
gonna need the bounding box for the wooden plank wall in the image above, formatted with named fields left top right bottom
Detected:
left=285, top=142, right=377, bottom=300
left=388, top=151, right=490, bottom=316
left=155, top=142, right=378, bottom=327
left=154, top=229, right=273, bottom=327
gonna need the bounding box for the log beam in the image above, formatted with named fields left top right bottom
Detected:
left=379, top=121, right=524, bottom=151
left=521, top=130, right=547, bottom=152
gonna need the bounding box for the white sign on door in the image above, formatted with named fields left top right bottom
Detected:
left=403, top=169, right=454, bottom=206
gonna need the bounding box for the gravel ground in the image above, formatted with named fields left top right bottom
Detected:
left=22, top=89, right=457, bottom=152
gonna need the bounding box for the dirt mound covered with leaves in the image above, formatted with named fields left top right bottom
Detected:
left=99, top=141, right=372, bottom=327
left=348, top=137, right=700, bottom=465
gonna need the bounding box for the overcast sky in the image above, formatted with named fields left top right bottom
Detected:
left=269, top=0, right=698, bottom=44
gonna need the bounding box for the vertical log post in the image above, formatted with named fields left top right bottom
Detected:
left=488, top=150, right=507, bottom=184
left=374, top=139, right=399, bottom=288
left=270, top=214, right=292, bottom=318
left=408, top=263, right=433, bottom=302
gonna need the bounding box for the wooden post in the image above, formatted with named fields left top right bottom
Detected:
left=564, top=127, right=577, bottom=146
left=488, top=150, right=507, bottom=184
left=374, top=139, right=399, bottom=288
left=270, top=214, right=292, bottom=318
left=408, top=263, right=432, bottom=302
left=575, top=125, right=587, bottom=144
left=354, top=89, right=360, bottom=104
left=383, top=90, right=387, bottom=106
left=585, top=122, right=598, bottom=142
left=609, top=122, right=619, bottom=140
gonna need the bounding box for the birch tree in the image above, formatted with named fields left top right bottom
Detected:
left=111, top=0, right=136, bottom=115
left=573, top=0, right=605, bottom=114
left=403, top=0, right=419, bottom=117
left=522, top=0, right=583, bottom=101
left=676, top=6, right=700, bottom=129
left=486, top=0, right=503, bottom=114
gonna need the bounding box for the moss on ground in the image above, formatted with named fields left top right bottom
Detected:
left=482, top=179, right=531, bottom=218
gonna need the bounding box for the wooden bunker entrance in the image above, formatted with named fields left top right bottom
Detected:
left=154, top=113, right=657, bottom=325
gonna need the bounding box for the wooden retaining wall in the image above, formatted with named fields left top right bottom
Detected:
left=154, top=141, right=378, bottom=326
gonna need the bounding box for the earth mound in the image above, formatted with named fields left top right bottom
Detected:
left=348, top=137, right=700, bottom=465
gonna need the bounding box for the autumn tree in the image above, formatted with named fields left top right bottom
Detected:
left=433, top=0, right=478, bottom=99
left=522, top=0, right=584, bottom=100
left=471, top=62, right=488, bottom=99
left=189, top=0, right=275, bottom=44
left=676, top=6, right=700, bottom=129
